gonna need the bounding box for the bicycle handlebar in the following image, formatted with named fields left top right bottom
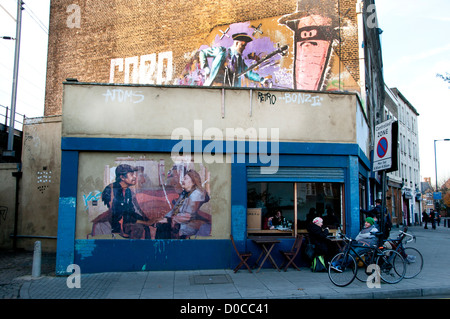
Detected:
left=398, top=230, right=415, bottom=243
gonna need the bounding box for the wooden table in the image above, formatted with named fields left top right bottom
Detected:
left=252, top=237, right=281, bottom=273
left=247, top=229, right=293, bottom=237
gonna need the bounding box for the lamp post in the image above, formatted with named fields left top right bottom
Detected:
left=2, top=1, right=24, bottom=157
left=434, top=138, right=450, bottom=191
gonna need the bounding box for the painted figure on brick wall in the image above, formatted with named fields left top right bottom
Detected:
left=157, top=169, right=211, bottom=239
left=199, top=33, right=271, bottom=87
left=279, top=0, right=338, bottom=90
left=177, top=21, right=289, bottom=88
left=175, top=0, right=360, bottom=92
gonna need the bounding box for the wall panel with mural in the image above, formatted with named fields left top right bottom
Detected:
left=47, top=0, right=362, bottom=115
left=76, top=152, right=231, bottom=240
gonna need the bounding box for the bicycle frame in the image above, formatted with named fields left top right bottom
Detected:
left=339, top=237, right=385, bottom=270
left=386, top=228, right=414, bottom=256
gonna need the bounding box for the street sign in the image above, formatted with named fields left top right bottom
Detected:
left=373, top=119, right=398, bottom=172
left=433, top=192, right=442, bottom=200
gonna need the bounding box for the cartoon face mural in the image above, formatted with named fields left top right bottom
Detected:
left=279, top=13, right=336, bottom=90
left=84, top=156, right=211, bottom=240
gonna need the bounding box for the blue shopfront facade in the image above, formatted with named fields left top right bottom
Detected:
left=55, top=83, right=371, bottom=275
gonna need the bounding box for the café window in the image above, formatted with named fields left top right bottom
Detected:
left=247, top=182, right=343, bottom=236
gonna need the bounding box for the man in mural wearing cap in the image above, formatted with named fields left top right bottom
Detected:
left=199, top=32, right=269, bottom=87
left=101, top=164, right=150, bottom=239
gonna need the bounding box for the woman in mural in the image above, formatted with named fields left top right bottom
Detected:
left=158, top=169, right=210, bottom=239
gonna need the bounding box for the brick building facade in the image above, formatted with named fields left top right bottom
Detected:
left=45, top=0, right=361, bottom=115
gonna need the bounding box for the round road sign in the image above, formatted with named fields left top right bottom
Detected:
left=377, top=137, right=388, bottom=158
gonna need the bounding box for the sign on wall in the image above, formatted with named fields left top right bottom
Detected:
left=373, top=119, right=398, bottom=172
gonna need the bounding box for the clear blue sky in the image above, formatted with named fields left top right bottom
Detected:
left=1, top=0, right=449, bottom=186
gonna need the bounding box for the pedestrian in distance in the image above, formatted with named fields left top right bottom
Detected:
left=430, top=209, right=436, bottom=230
left=422, top=210, right=429, bottom=229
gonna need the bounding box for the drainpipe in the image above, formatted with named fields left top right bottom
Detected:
left=12, top=169, right=22, bottom=251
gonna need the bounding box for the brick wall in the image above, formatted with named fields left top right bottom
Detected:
left=45, top=0, right=360, bottom=115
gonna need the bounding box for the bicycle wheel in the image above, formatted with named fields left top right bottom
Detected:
left=328, top=252, right=357, bottom=287
left=376, top=249, right=406, bottom=284
left=402, top=247, right=423, bottom=279
left=355, top=251, right=373, bottom=283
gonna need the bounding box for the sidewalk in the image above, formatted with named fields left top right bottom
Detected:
left=11, top=225, right=450, bottom=299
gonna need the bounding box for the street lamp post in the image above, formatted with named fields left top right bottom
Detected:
left=434, top=139, right=450, bottom=191
left=1, top=1, right=24, bottom=157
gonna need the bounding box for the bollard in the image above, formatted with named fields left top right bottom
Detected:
left=32, top=241, right=42, bottom=278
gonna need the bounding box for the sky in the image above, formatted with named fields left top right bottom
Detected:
left=0, top=0, right=50, bottom=124
left=0, top=0, right=449, bottom=187
left=375, top=0, right=450, bottom=187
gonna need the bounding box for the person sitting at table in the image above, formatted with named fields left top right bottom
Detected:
left=263, top=212, right=275, bottom=230
left=307, top=217, right=331, bottom=261
left=330, top=217, right=380, bottom=272
left=354, top=217, right=379, bottom=251
left=271, top=209, right=287, bottom=227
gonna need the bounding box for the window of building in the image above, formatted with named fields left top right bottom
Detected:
left=247, top=182, right=343, bottom=237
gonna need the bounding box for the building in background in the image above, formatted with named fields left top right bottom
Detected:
left=383, top=87, right=421, bottom=226
left=421, top=177, right=434, bottom=215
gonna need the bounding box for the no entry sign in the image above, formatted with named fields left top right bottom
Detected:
left=373, top=119, right=398, bottom=172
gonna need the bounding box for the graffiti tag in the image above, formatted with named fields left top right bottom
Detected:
left=257, top=92, right=277, bottom=105
left=103, top=89, right=145, bottom=104
left=110, top=51, right=173, bottom=85
left=280, top=92, right=323, bottom=107
left=83, top=191, right=102, bottom=207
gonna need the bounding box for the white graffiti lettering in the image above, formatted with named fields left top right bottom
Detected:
left=280, top=92, right=323, bottom=106
left=103, top=89, right=145, bottom=104
left=110, top=51, right=173, bottom=85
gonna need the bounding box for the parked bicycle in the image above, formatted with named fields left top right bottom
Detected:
left=385, top=227, right=423, bottom=279
left=328, top=233, right=406, bottom=287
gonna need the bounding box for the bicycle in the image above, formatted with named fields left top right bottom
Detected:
left=385, top=227, right=423, bottom=279
left=328, top=233, right=406, bottom=287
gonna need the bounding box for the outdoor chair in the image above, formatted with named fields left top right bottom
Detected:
left=279, top=234, right=304, bottom=271
left=230, top=234, right=253, bottom=273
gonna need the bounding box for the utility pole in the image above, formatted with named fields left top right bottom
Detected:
left=4, top=0, right=24, bottom=157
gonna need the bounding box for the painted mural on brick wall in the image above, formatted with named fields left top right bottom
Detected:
left=175, top=5, right=359, bottom=91
left=111, top=1, right=360, bottom=93
left=84, top=156, right=211, bottom=240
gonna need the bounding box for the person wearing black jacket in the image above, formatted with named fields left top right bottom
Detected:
left=307, top=217, right=332, bottom=262
left=101, top=164, right=150, bottom=239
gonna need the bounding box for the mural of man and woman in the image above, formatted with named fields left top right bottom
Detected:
left=90, top=162, right=211, bottom=240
